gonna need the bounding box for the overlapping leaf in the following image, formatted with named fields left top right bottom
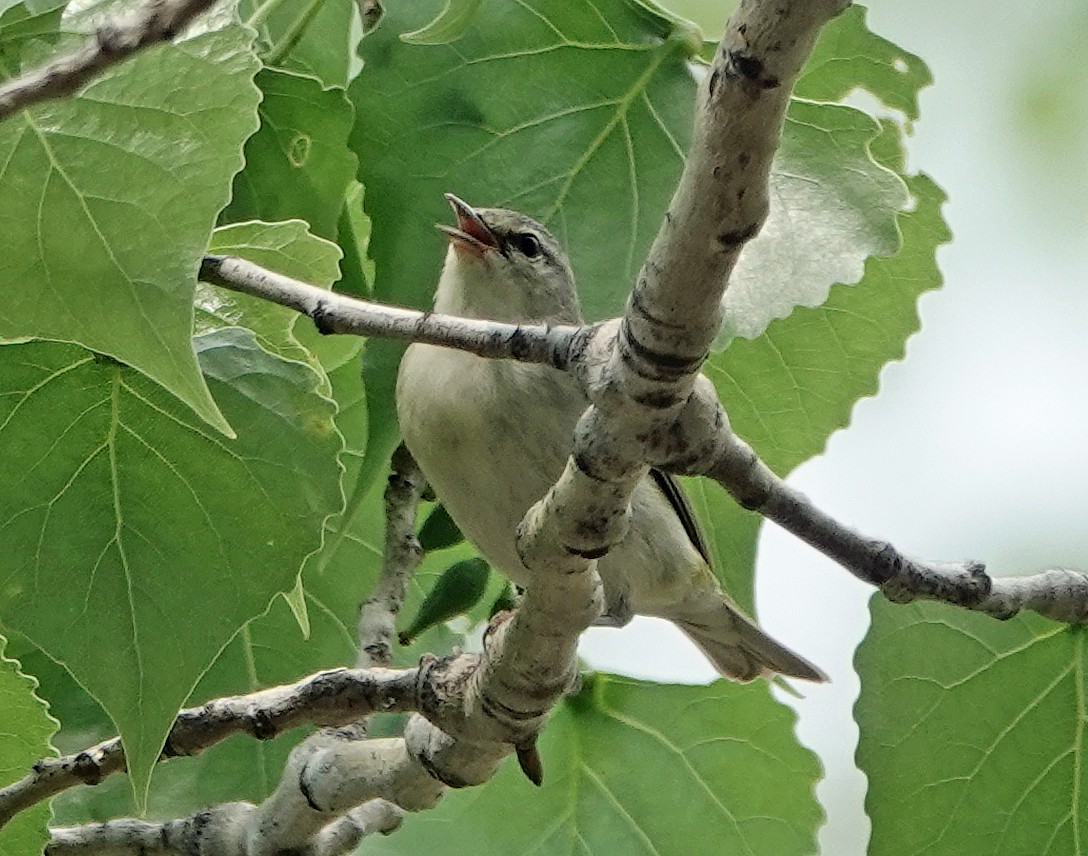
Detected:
left=38, top=592, right=355, bottom=824
left=856, top=600, right=1087, bottom=855
left=0, top=332, right=342, bottom=807
left=0, top=638, right=57, bottom=856
left=794, top=4, right=931, bottom=123
left=239, top=0, right=358, bottom=88
left=0, top=10, right=260, bottom=434
left=200, top=219, right=344, bottom=363
left=222, top=70, right=357, bottom=240
left=365, top=675, right=821, bottom=856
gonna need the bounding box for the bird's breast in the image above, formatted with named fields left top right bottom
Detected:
left=397, top=345, right=582, bottom=585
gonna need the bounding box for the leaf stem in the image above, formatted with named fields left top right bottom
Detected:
left=264, top=0, right=331, bottom=67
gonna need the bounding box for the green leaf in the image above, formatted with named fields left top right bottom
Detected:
left=417, top=504, right=464, bottom=552
left=364, top=675, right=822, bottom=855
left=701, top=162, right=948, bottom=609
left=399, top=557, right=490, bottom=644
left=401, top=0, right=483, bottom=45
left=336, top=180, right=376, bottom=296
left=795, top=4, right=932, bottom=123
left=223, top=69, right=357, bottom=240
left=44, top=591, right=356, bottom=825
left=0, top=0, right=65, bottom=71
left=0, top=637, right=57, bottom=856
left=352, top=0, right=908, bottom=322
left=716, top=169, right=948, bottom=473
left=0, top=13, right=260, bottom=435
left=201, top=219, right=343, bottom=364
left=242, top=0, right=357, bottom=88
left=351, top=0, right=693, bottom=320
left=0, top=331, right=342, bottom=809
left=722, top=101, right=906, bottom=341
left=856, top=600, right=1086, bottom=855
left=282, top=574, right=311, bottom=637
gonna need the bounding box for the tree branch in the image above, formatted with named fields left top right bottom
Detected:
left=0, top=0, right=222, bottom=123
left=357, top=445, right=427, bottom=668
left=706, top=427, right=1088, bottom=622
left=199, top=255, right=582, bottom=371
left=10, top=0, right=1002, bottom=850
left=0, top=667, right=419, bottom=830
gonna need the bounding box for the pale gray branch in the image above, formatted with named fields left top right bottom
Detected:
left=357, top=445, right=427, bottom=668
left=46, top=798, right=402, bottom=856
left=13, top=1, right=912, bottom=852
left=0, top=0, right=221, bottom=122
left=199, top=255, right=582, bottom=370
left=706, top=424, right=1088, bottom=623
left=0, top=667, right=419, bottom=830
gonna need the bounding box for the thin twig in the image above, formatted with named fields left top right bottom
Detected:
left=0, top=0, right=222, bottom=122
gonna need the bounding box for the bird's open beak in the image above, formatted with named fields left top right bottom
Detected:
left=438, top=193, right=498, bottom=257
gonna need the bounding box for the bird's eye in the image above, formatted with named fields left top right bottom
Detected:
left=513, top=232, right=542, bottom=259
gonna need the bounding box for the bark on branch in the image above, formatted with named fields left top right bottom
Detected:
left=0, top=666, right=420, bottom=830
left=0, top=0, right=222, bottom=122
left=199, top=255, right=582, bottom=370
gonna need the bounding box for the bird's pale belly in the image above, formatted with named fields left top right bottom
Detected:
left=397, top=346, right=578, bottom=589
left=397, top=345, right=708, bottom=616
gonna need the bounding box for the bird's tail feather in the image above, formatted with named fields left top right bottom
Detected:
left=676, top=601, right=827, bottom=683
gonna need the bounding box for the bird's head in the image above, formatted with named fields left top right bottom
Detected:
left=434, top=193, right=581, bottom=324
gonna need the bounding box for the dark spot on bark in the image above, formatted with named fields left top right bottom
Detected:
left=569, top=544, right=610, bottom=560
left=708, top=67, right=722, bottom=98
left=249, top=708, right=278, bottom=740
left=737, top=151, right=751, bottom=167
left=633, top=389, right=680, bottom=409
left=621, top=319, right=705, bottom=378
left=73, top=752, right=102, bottom=786
left=717, top=222, right=760, bottom=248
left=573, top=449, right=612, bottom=482
left=630, top=285, right=686, bottom=330
left=736, top=187, right=747, bottom=202
left=725, top=50, right=780, bottom=89
left=311, top=301, right=336, bottom=335
left=298, top=766, right=322, bottom=811
left=509, top=325, right=532, bottom=360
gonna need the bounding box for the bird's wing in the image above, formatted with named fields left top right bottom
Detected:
left=648, top=468, right=712, bottom=567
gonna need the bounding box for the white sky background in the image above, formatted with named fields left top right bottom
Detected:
left=577, top=2, right=1088, bottom=853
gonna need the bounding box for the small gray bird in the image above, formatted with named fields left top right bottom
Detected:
left=396, top=194, right=825, bottom=682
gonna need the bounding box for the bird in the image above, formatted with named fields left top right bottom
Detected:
left=395, top=194, right=826, bottom=682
